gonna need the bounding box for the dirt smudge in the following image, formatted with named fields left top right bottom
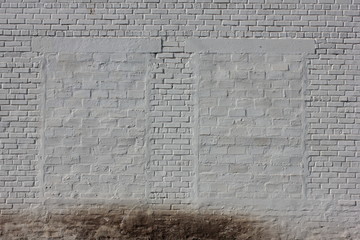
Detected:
left=0, top=206, right=280, bottom=239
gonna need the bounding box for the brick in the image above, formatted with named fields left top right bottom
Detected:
left=0, top=4, right=358, bottom=237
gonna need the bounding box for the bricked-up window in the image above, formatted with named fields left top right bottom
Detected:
left=34, top=38, right=160, bottom=200
left=186, top=39, right=314, bottom=201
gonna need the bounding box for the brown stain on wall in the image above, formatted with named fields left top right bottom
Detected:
left=0, top=206, right=280, bottom=240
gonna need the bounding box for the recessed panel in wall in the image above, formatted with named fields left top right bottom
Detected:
left=186, top=39, right=314, bottom=205
left=34, top=38, right=160, bottom=201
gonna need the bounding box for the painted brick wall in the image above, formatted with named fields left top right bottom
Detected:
left=42, top=51, right=149, bottom=200
left=195, top=51, right=305, bottom=201
left=0, top=0, right=359, bottom=238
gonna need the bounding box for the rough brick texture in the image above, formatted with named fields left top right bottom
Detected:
left=0, top=0, right=359, bottom=238
left=43, top=51, right=149, bottom=200
left=195, top=52, right=305, bottom=201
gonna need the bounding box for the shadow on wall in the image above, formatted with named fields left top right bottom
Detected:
left=0, top=206, right=280, bottom=240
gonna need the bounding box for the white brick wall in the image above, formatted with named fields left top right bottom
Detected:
left=193, top=51, right=306, bottom=201
left=0, top=0, right=359, bottom=238
left=43, top=51, right=149, bottom=200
